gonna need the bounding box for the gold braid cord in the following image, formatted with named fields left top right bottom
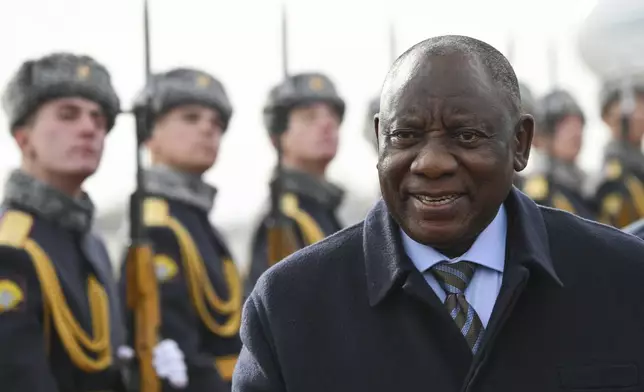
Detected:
left=0, top=210, right=111, bottom=372
left=144, top=198, right=241, bottom=337
left=280, top=193, right=325, bottom=246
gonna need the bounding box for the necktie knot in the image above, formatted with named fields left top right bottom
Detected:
left=431, top=261, right=477, bottom=295
left=430, top=260, right=484, bottom=354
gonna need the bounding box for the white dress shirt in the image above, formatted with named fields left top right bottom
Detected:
left=400, top=205, right=507, bottom=327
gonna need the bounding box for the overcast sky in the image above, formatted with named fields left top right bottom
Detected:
left=0, top=0, right=606, bottom=263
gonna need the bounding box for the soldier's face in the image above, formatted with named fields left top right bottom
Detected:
left=282, top=102, right=340, bottom=166
left=551, top=115, right=583, bottom=163
left=14, top=97, right=107, bottom=180
left=149, top=104, right=224, bottom=174
left=376, top=53, right=532, bottom=256
left=604, top=94, right=644, bottom=145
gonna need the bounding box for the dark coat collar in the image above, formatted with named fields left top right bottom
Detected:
left=363, top=187, right=563, bottom=306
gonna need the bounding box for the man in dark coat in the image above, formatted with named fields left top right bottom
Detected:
left=232, top=35, right=644, bottom=392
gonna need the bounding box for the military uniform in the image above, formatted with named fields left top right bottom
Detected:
left=593, top=141, right=644, bottom=227
left=592, top=79, right=644, bottom=228
left=244, top=73, right=346, bottom=296
left=0, top=53, right=124, bottom=392
left=119, top=68, right=241, bottom=392
left=521, top=89, right=594, bottom=218
left=522, top=160, right=595, bottom=219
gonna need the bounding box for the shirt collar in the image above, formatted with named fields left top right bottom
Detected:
left=401, top=205, right=507, bottom=273
left=363, top=189, right=562, bottom=308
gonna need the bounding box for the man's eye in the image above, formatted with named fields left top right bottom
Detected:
left=391, top=129, right=419, bottom=139
left=58, top=109, right=77, bottom=121
left=455, top=130, right=481, bottom=143
left=182, top=113, right=200, bottom=123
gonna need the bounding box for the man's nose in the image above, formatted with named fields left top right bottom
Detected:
left=77, top=114, right=101, bottom=137
left=410, top=138, right=458, bottom=179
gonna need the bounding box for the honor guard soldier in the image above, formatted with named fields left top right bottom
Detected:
left=592, top=77, right=644, bottom=227
left=244, top=73, right=346, bottom=295
left=0, top=52, right=126, bottom=392
left=521, top=89, right=594, bottom=218
left=0, top=52, right=187, bottom=392
left=119, top=67, right=242, bottom=391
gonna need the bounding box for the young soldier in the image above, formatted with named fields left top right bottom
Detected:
left=0, top=52, right=187, bottom=392
left=244, top=72, right=346, bottom=296
left=521, top=89, right=595, bottom=218
left=120, top=67, right=242, bottom=391
left=593, top=77, right=644, bottom=227
left=0, top=52, right=112, bottom=391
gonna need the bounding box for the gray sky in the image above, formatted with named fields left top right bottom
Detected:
left=0, top=0, right=604, bottom=264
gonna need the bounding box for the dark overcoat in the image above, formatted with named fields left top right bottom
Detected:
left=233, top=188, right=644, bottom=392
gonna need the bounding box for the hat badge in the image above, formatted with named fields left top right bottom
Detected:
left=308, top=76, right=325, bottom=91
left=76, top=64, right=91, bottom=80
left=196, top=74, right=211, bottom=88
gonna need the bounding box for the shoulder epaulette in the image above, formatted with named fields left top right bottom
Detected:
left=143, top=197, right=170, bottom=227
left=603, top=159, right=623, bottom=181
left=0, top=210, right=33, bottom=248
left=601, top=193, right=623, bottom=216
left=523, top=175, right=549, bottom=201
left=280, top=193, right=300, bottom=217
left=280, top=192, right=325, bottom=245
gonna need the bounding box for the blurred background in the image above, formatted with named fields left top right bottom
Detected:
left=0, top=0, right=632, bottom=274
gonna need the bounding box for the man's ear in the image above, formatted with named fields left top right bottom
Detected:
left=269, top=133, right=280, bottom=149
left=373, top=114, right=380, bottom=150
left=513, top=114, right=534, bottom=172
left=12, top=127, right=31, bottom=154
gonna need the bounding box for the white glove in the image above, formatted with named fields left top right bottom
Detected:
left=153, top=339, right=188, bottom=389
left=116, top=341, right=188, bottom=389
left=117, top=345, right=135, bottom=361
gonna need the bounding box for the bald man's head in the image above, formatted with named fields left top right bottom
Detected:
left=380, top=35, right=521, bottom=126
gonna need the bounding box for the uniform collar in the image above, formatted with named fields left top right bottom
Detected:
left=271, top=168, right=344, bottom=211
left=144, top=164, right=217, bottom=213
left=363, top=187, right=562, bottom=307
left=2, top=169, right=95, bottom=233
left=604, top=140, right=644, bottom=175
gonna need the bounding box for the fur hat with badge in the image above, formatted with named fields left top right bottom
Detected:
left=2, top=52, right=121, bottom=132
left=133, top=67, right=233, bottom=140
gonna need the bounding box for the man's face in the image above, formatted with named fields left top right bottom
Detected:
left=604, top=94, right=644, bottom=145
left=376, top=53, right=532, bottom=254
left=147, top=104, right=224, bottom=174
left=551, top=115, right=583, bottom=163
left=281, top=102, right=341, bottom=166
left=14, top=97, right=108, bottom=179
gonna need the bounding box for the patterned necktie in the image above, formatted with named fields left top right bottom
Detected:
left=431, top=261, right=485, bottom=354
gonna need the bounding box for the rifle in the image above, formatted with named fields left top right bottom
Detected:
left=619, top=76, right=636, bottom=144
left=266, top=4, right=299, bottom=266
left=544, top=40, right=559, bottom=190
left=124, top=0, right=160, bottom=390
left=388, top=21, right=397, bottom=65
